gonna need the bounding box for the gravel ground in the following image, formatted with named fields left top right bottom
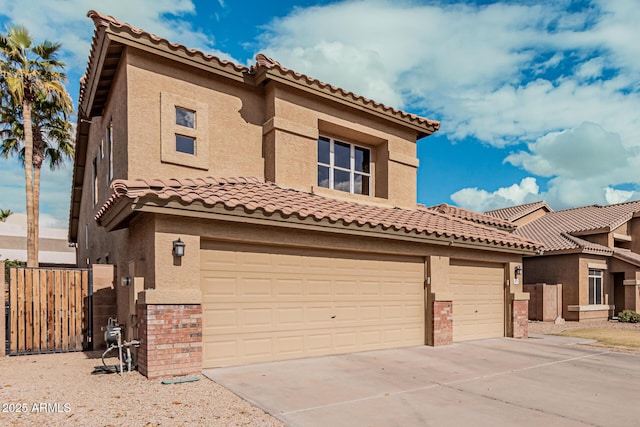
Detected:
left=2, top=320, right=638, bottom=426
left=0, top=351, right=284, bottom=427
left=528, top=319, right=640, bottom=355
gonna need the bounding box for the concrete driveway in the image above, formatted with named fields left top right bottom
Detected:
left=204, top=335, right=640, bottom=426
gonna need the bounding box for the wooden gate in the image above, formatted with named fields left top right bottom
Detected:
left=8, top=267, right=91, bottom=355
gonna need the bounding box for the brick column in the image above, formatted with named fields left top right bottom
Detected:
left=137, top=304, right=202, bottom=379
left=512, top=299, right=529, bottom=339
left=431, top=300, right=453, bottom=346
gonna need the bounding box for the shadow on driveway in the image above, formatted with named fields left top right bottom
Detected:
left=204, top=336, right=640, bottom=427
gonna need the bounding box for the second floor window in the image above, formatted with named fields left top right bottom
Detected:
left=175, top=107, right=196, bottom=155
left=317, top=136, right=371, bottom=195
left=588, top=269, right=603, bottom=305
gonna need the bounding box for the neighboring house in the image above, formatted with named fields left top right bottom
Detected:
left=70, top=10, right=541, bottom=378
left=486, top=200, right=640, bottom=321
left=0, top=213, right=75, bottom=267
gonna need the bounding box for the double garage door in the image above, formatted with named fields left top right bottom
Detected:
left=201, top=242, right=425, bottom=368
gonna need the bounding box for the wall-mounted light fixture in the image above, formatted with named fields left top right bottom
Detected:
left=121, top=276, right=132, bottom=287
left=514, top=265, right=523, bottom=276
left=173, top=238, right=185, bottom=257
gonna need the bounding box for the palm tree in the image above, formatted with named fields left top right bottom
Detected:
left=0, top=24, right=72, bottom=267
left=0, top=97, right=74, bottom=232
left=0, top=209, right=12, bottom=221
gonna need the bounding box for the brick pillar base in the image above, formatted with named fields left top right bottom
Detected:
left=137, top=304, right=202, bottom=379
left=512, top=300, right=529, bottom=339
left=431, top=301, right=453, bottom=346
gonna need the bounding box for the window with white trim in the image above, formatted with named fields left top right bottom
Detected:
left=588, top=269, right=603, bottom=305
left=175, top=107, right=196, bottom=155
left=317, top=136, right=371, bottom=195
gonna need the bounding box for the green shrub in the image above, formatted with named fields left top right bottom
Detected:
left=618, top=310, right=640, bottom=323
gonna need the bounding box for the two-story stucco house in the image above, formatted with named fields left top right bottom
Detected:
left=70, top=11, right=541, bottom=378
left=487, top=200, right=640, bottom=321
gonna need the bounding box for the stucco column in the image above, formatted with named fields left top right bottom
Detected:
left=137, top=232, right=203, bottom=378
left=426, top=256, right=453, bottom=346
left=506, top=262, right=529, bottom=339
left=623, top=280, right=640, bottom=312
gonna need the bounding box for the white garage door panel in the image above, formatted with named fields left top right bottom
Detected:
left=201, top=243, right=424, bottom=367
left=451, top=261, right=505, bottom=342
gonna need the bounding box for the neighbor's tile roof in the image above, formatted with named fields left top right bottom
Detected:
left=96, top=177, right=541, bottom=251
left=485, top=201, right=552, bottom=222
left=612, top=249, right=640, bottom=267
left=515, top=200, right=640, bottom=252
left=82, top=11, right=439, bottom=134
left=425, top=203, right=515, bottom=231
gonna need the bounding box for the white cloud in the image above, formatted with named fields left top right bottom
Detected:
left=604, top=187, right=634, bottom=205
left=258, top=0, right=640, bottom=149
left=0, top=0, right=236, bottom=71
left=505, top=122, right=633, bottom=179
left=255, top=0, right=640, bottom=210
left=575, top=57, right=605, bottom=79
left=451, top=177, right=540, bottom=212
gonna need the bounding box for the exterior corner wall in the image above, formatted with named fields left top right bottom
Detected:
left=430, top=300, right=453, bottom=346
left=91, top=264, right=117, bottom=350
left=512, top=299, right=529, bottom=339
left=624, top=281, right=640, bottom=312
left=523, top=283, right=563, bottom=322
left=137, top=303, right=202, bottom=379
left=523, top=284, right=541, bottom=321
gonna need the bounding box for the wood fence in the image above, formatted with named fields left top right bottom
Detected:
left=8, top=267, right=91, bottom=355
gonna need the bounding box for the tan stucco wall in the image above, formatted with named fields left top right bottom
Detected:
left=267, top=84, right=420, bottom=207
left=125, top=49, right=265, bottom=181
left=139, top=214, right=523, bottom=308
left=525, top=253, right=614, bottom=320
left=630, top=217, right=640, bottom=254
left=119, top=48, right=422, bottom=209
left=579, top=232, right=611, bottom=248
left=524, top=254, right=579, bottom=319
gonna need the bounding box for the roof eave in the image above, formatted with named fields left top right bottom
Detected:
left=254, top=67, right=439, bottom=140
left=96, top=196, right=539, bottom=255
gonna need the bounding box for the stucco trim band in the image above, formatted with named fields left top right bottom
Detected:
left=127, top=202, right=539, bottom=255
left=137, top=288, right=203, bottom=305
left=567, top=304, right=614, bottom=312
left=388, top=151, right=419, bottom=168
left=587, top=263, right=608, bottom=270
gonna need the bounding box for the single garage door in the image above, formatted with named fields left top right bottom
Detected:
left=201, top=241, right=424, bottom=367
left=450, top=260, right=505, bottom=342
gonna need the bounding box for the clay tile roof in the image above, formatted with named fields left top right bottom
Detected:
left=485, top=201, right=552, bottom=222
left=612, top=249, right=640, bottom=267
left=425, top=203, right=515, bottom=231
left=249, top=53, right=440, bottom=133
left=80, top=11, right=439, bottom=135
left=515, top=199, right=640, bottom=253
left=96, top=177, right=541, bottom=252
left=80, top=10, right=249, bottom=109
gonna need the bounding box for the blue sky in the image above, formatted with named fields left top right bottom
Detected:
left=1, top=0, right=639, bottom=228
